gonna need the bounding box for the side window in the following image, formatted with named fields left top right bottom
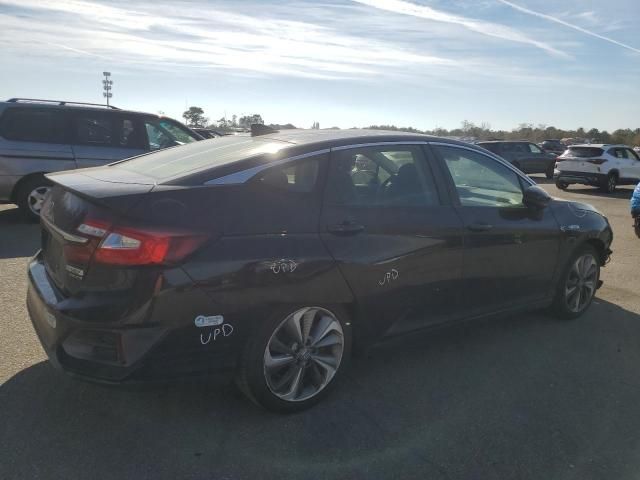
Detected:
left=325, top=145, right=439, bottom=207
left=513, top=143, right=528, bottom=153
left=528, top=143, right=542, bottom=154
left=436, top=146, right=524, bottom=208
left=613, top=148, right=628, bottom=159
left=628, top=149, right=640, bottom=161
left=256, top=158, right=320, bottom=193
left=144, top=121, right=176, bottom=151
left=73, top=113, right=113, bottom=147
left=0, top=108, right=66, bottom=143
left=115, top=117, right=145, bottom=149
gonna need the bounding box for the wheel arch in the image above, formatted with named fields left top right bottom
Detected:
left=584, top=237, right=609, bottom=266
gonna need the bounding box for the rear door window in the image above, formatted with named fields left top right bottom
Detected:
left=612, top=148, right=629, bottom=159
left=72, top=112, right=113, bottom=147
left=325, top=145, right=440, bottom=207
left=0, top=108, right=67, bottom=143
left=116, top=117, right=145, bottom=149
left=255, top=158, right=320, bottom=193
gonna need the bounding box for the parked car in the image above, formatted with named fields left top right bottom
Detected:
left=192, top=128, right=222, bottom=139
left=554, top=144, right=640, bottom=193
left=540, top=139, right=566, bottom=155
left=0, top=98, right=203, bottom=220
left=27, top=129, right=612, bottom=412
left=476, top=141, right=557, bottom=178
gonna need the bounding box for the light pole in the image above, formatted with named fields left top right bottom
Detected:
left=102, top=71, right=113, bottom=106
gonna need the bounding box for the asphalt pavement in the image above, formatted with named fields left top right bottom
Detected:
left=2, top=176, right=640, bottom=480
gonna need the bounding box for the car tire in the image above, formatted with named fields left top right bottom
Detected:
left=236, top=305, right=352, bottom=413
left=16, top=175, right=52, bottom=222
left=551, top=244, right=600, bottom=320
left=556, top=180, right=569, bottom=190
left=602, top=173, right=617, bottom=193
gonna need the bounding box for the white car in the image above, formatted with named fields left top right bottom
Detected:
left=554, top=144, right=640, bottom=193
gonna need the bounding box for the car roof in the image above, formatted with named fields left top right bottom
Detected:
left=0, top=100, right=163, bottom=119
left=254, top=128, right=437, bottom=146
left=570, top=144, right=625, bottom=148
left=476, top=140, right=530, bottom=144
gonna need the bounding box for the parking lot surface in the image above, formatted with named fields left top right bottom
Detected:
left=2, top=176, right=640, bottom=480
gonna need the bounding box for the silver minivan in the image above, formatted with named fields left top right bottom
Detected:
left=0, top=98, right=202, bottom=220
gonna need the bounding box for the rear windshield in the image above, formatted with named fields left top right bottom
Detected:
left=110, top=135, right=291, bottom=180
left=566, top=147, right=604, bottom=158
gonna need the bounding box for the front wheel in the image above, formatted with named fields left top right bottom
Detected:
left=556, top=180, right=569, bottom=190
left=551, top=245, right=600, bottom=319
left=236, top=305, right=351, bottom=413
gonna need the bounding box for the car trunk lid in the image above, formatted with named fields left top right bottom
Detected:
left=41, top=169, right=155, bottom=295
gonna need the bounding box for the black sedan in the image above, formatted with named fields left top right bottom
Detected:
left=27, top=129, right=613, bottom=412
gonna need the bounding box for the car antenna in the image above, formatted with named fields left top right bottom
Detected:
left=251, top=124, right=279, bottom=137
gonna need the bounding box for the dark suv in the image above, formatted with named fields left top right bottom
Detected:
left=477, top=141, right=558, bottom=178
left=27, top=129, right=612, bottom=412
left=0, top=98, right=202, bottom=220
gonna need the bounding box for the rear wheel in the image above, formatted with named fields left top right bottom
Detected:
left=236, top=305, right=351, bottom=413
left=16, top=176, right=52, bottom=222
left=551, top=245, right=600, bottom=319
left=602, top=173, right=617, bottom=193
left=556, top=180, right=569, bottom=190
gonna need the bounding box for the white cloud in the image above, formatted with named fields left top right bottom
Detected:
left=496, top=0, right=640, bottom=55
left=0, top=0, right=459, bottom=80
left=351, top=0, right=567, bottom=57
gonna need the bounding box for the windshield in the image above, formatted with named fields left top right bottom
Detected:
left=566, top=147, right=604, bottom=158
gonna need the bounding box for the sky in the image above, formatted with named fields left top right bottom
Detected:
left=0, top=0, right=638, bottom=131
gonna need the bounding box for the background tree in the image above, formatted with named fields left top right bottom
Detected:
left=239, top=114, right=264, bottom=128
left=182, top=106, right=208, bottom=128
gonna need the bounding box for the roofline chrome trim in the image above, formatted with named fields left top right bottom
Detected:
left=204, top=148, right=331, bottom=185
left=427, top=141, right=536, bottom=186
left=331, top=141, right=428, bottom=151
left=41, top=216, right=89, bottom=244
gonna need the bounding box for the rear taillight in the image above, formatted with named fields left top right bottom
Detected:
left=586, top=158, right=606, bottom=165
left=77, top=221, right=208, bottom=266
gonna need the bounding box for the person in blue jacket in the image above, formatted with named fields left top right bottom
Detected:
left=631, top=181, right=640, bottom=237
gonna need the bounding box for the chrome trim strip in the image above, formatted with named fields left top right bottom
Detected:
left=331, top=141, right=428, bottom=151
left=41, top=217, right=88, bottom=244
left=205, top=148, right=330, bottom=185
left=427, top=141, right=536, bottom=186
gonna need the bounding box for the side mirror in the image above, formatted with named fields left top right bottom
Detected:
left=523, top=185, right=551, bottom=210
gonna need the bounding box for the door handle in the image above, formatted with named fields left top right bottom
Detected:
left=467, top=222, right=493, bottom=232
left=327, top=221, right=365, bottom=235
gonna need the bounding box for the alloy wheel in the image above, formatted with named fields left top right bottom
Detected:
left=263, top=307, right=344, bottom=402
left=565, top=254, right=598, bottom=313
left=27, top=186, right=50, bottom=216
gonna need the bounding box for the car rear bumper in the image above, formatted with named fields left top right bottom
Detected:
left=26, top=252, right=237, bottom=385
left=554, top=170, right=606, bottom=185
